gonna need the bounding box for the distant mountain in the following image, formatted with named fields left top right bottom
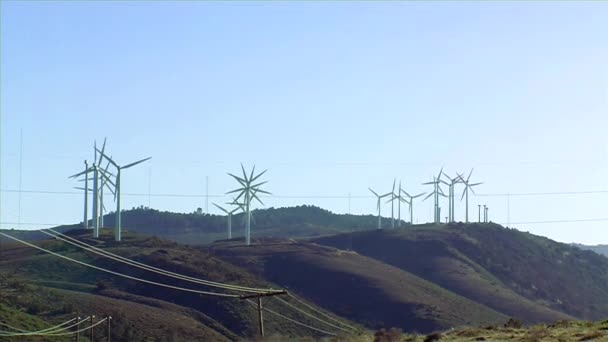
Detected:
left=571, top=243, right=608, bottom=257
left=314, top=223, right=608, bottom=322
left=29, top=205, right=402, bottom=245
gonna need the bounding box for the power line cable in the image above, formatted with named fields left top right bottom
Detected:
left=42, top=229, right=282, bottom=294
left=0, top=317, right=79, bottom=335
left=38, top=317, right=105, bottom=337
left=275, top=297, right=355, bottom=333
left=245, top=299, right=338, bottom=337
left=286, top=293, right=358, bottom=331
left=0, top=232, right=239, bottom=298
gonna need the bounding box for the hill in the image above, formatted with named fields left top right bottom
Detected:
left=209, top=238, right=509, bottom=334
left=314, top=223, right=608, bottom=323
left=5, top=205, right=397, bottom=245
left=572, top=243, right=608, bottom=257
left=0, top=229, right=360, bottom=340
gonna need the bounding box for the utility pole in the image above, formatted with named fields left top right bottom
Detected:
left=18, top=128, right=23, bottom=229
left=486, top=206, right=489, bottom=223
left=240, top=291, right=287, bottom=338
left=483, top=205, right=487, bottom=223
left=507, top=193, right=510, bottom=227
left=205, top=176, right=209, bottom=214
left=90, top=315, right=95, bottom=342
left=348, top=192, right=351, bottom=214
left=106, top=315, right=112, bottom=342
left=76, top=315, right=80, bottom=342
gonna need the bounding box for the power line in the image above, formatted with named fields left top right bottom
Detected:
left=0, top=232, right=240, bottom=298
left=286, top=293, right=357, bottom=331
left=42, top=229, right=282, bottom=294
left=2, top=188, right=608, bottom=199
left=0, top=317, right=79, bottom=335
left=275, top=297, right=355, bottom=333
left=246, top=299, right=338, bottom=337
left=503, top=218, right=608, bottom=225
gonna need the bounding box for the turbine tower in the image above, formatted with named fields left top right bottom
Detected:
left=442, top=172, right=463, bottom=223
left=69, top=139, right=114, bottom=238
left=401, top=189, right=426, bottom=225
left=459, top=169, right=483, bottom=223
left=388, top=181, right=410, bottom=228
left=422, top=168, right=446, bottom=224
left=369, top=187, right=391, bottom=229
left=97, top=149, right=151, bottom=242
left=388, top=179, right=397, bottom=228
left=227, top=164, right=270, bottom=246
left=213, top=203, right=239, bottom=239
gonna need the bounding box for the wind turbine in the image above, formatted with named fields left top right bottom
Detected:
left=388, top=180, right=397, bottom=228
left=422, top=168, right=446, bottom=224
left=401, top=189, right=426, bottom=225
left=96, top=149, right=151, bottom=242
left=459, top=169, right=482, bottom=223
left=388, top=181, right=410, bottom=228
left=227, top=164, right=270, bottom=246
left=69, top=139, right=113, bottom=237
left=369, top=187, right=391, bottom=229
left=213, top=203, right=239, bottom=239
left=442, top=172, right=463, bottom=223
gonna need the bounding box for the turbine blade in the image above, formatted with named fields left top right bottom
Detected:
left=402, top=189, right=412, bottom=197
left=98, top=138, right=107, bottom=165
left=253, top=189, right=271, bottom=195
left=249, top=165, right=256, bottom=184
left=250, top=169, right=268, bottom=183
left=213, top=203, right=229, bottom=214
left=423, top=192, right=434, bottom=201
left=122, top=157, right=152, bottom=170
left=96, top=148, right=119, bottom=169
left=467, top=169, right=474, bottom=182
left=251, top=192, right=265, bottom=206
left=240, top=164, right=248, bottom=182
left=369, top=188, right=378, bottom=197
left=227, top=173, right=247, bottom=186
left=226, top=188, right=246, bottom=195
left=470, top=182, right=483, bottom=187
left=250, top=181, right=268, bottom=189
left=437, top=167, right=444, bottom=180
left=461, top=188, right=467, bottom=201
left=69, top=167, right=94, bottom=179
left=413, top=192, right=425, bottom=199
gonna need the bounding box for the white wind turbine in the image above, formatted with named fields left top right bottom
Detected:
left=401, top=189, right=426, bottom=225
left=442, top=172, right=463, bottom=223
left=459, top=169, right=482, bottom=223
left=213, top=203, right=240, bottom=239
left=96, top=149, right=151, bottom=242
left=227, top=164, right=270, bottom=246
left=369, top=187, right=391, bottom=229
left=422, top=168, right=447, bottom=224
left=387, top=181, right=410, bottom=228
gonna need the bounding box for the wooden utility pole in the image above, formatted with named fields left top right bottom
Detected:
left=76, top=315, right=80, bottom=342
left=106, top=315, right=112, bottom=342
left=257, top=297, right=264, bottom=337
left=240, top=291, right=287, bottom=338
left=90, top=315, right=95, bottom=342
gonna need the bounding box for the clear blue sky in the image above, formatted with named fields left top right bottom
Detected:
left=1, top=1, right=607, bottom=244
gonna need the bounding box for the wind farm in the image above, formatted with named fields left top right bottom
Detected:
left=2, top=1, right=606, bottom=341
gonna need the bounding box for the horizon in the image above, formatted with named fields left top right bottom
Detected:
left=1, top=1, right=607, bottom=244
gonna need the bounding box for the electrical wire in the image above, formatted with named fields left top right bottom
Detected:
left=275, top=297, right=355, bottom=333
left=0, top=232, right=239, bottom=298
left=42, top=229, right=282, bottom=294
left=0, top=317, right=79, bottom=336
left=286, top=293, right=358, bottom=331
left=39, top=317, right=106, bottom=337
left=246, top=299, right=337, bottom=336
